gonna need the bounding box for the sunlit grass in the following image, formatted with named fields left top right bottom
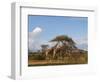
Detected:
left=28, top=53, right=88, bottom=66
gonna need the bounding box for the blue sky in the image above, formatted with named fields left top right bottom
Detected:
left=28, top=15, right=88, bottom=51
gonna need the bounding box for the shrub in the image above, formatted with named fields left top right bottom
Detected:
left=28, top=53, right=45, bottom=60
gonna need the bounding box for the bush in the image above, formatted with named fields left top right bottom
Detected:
left=28, top=53, right=45, bottom=60
left=33, top=55, right=45, bottom=60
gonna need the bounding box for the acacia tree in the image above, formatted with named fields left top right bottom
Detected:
left=50, top=35, right=77, bottom=49
left=41, top=44, right=49, bottom=51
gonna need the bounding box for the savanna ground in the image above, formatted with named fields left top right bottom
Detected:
left=28, top=52, right=88, bottom=66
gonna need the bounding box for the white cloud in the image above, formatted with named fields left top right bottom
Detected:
left=32, top=27, right=42, bottom=33
left=74, top=37, right=88, bottom=50
left=42, top=41, right=57, bottom=48
left=29, top=27, right=42, bottom=39
left=28, top=27, right=43, bottom=52
left=75, top=37, right=87, bottom=45
left=28, top=27, right=57, bottom=52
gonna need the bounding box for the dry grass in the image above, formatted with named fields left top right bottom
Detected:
left=28, top=53, right=88, bottom=66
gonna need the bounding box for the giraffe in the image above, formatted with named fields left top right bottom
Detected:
left=53, top=41, right=77, bottom=59
left=53, top=45, right=61, bottom=59
left=45, top=48, right=54, bottom=60
left=53, top=44, right=68, bottom=59
left=44, top=42, right=59, bottom=60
